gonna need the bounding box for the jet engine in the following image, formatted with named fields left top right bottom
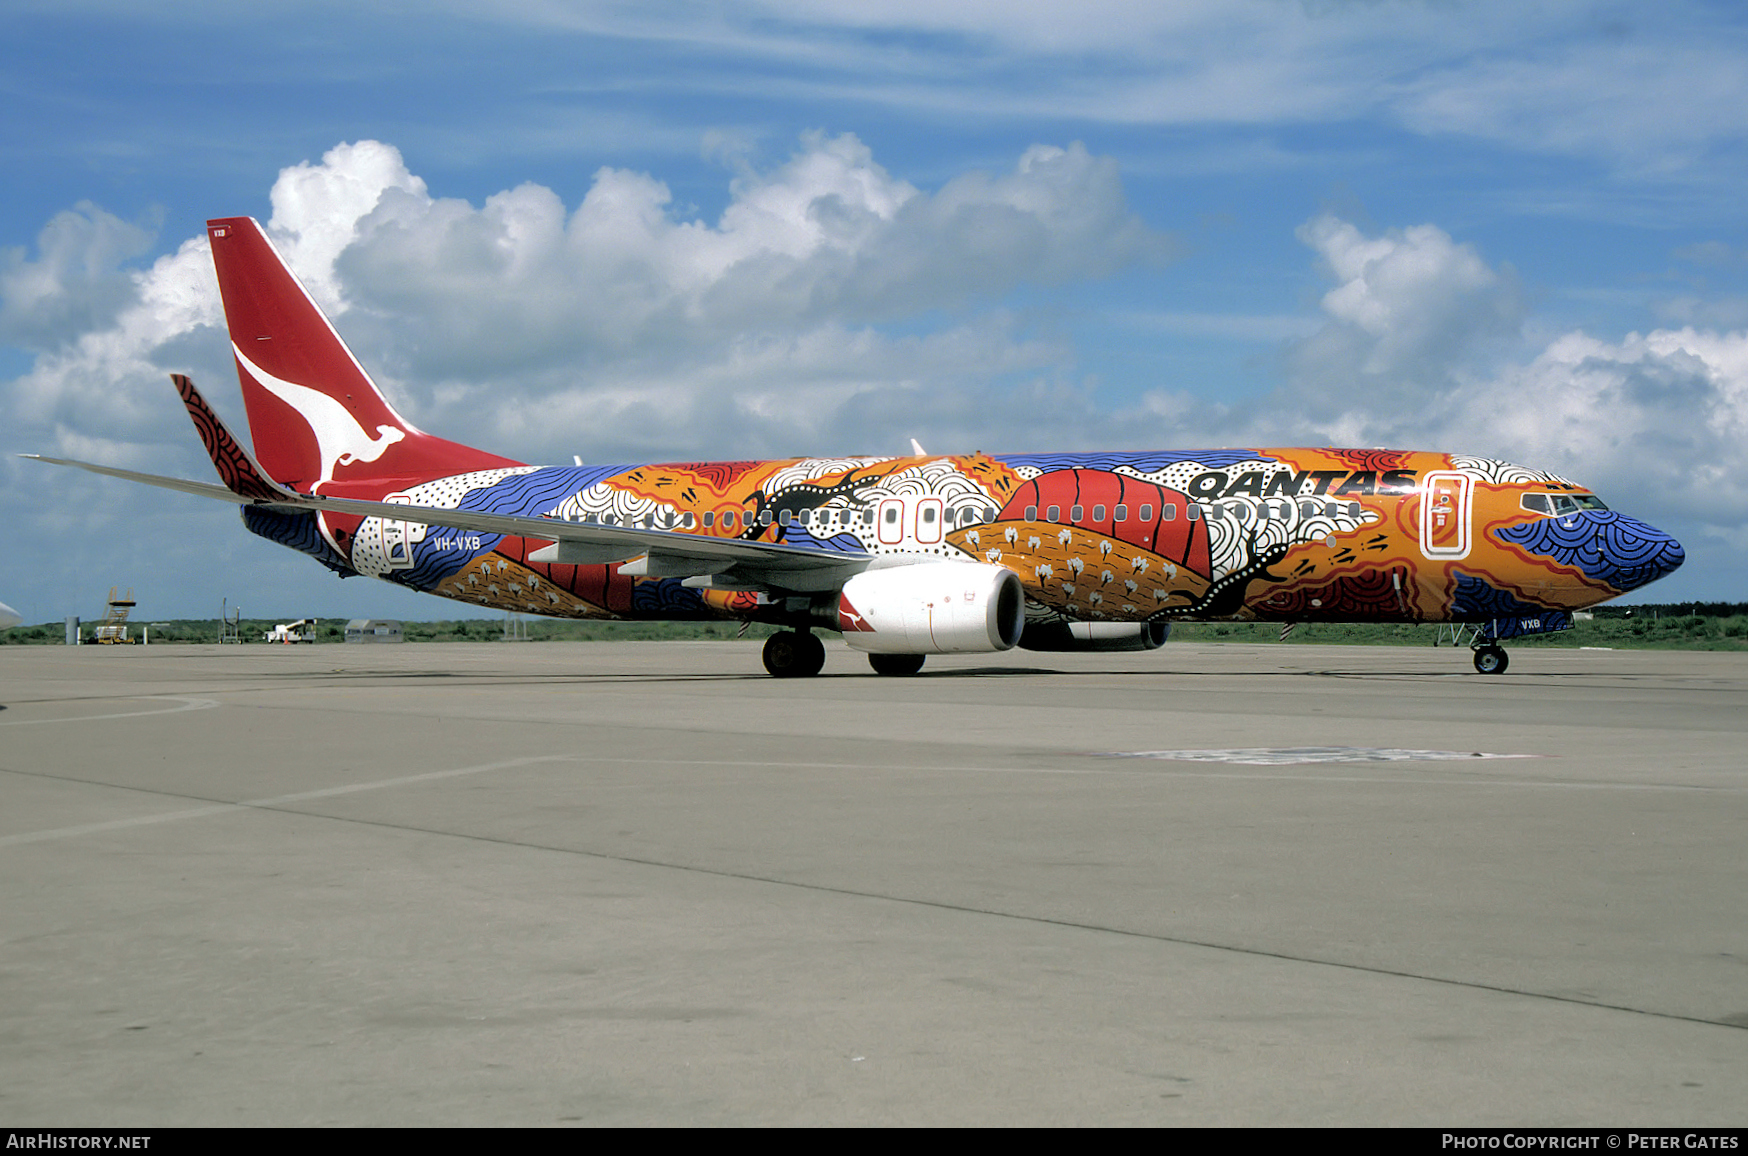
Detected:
left=1018, top=620, right=1171, bottom=652
left=836, top=562, right=1025, bottom=655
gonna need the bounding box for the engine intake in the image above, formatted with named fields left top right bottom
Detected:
left=837, top=562, right=1025, bottom=655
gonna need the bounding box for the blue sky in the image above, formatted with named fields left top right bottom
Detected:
left=4, top=0, right=1747, bottom=623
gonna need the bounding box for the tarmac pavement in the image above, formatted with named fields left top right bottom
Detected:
left=1, top=640, right=1744, bottom=1125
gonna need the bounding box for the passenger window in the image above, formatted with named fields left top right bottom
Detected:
left=724, top=511, right=737, bottom=529
left=1047, top=506, right=1061, bottom=523
left=702, top=511, right=714, bottom=528
left=1114, top=504, right=1128, bottom=521
left=1143, top=504, right=1156, bottom=521
left=1091, top=505, right=1105, bottom=522
left=682, top=512, right=695, bottom=529
left=884, top=507, right=899, bottom=524
left=1025, top=506, right=1038, bottom=521
left=1187, top=505, right=1201, bottom=522
left=1071, top=505, right=1084, bottom=521
left=779, top=510, right=792, bottom=526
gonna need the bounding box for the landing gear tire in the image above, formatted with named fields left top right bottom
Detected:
left=1473, top=645, right=1509, bottom=675
left=762, top=631, right=826, bottom=678
left=869, top=652, right=926, bottom=676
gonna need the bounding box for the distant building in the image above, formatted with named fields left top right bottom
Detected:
left=345, top=619, right=404, bottom=643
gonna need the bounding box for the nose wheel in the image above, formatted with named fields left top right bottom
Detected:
left=762, top=630, right=826, bottom=678
left=1472, top=645, right=1509, bottom=675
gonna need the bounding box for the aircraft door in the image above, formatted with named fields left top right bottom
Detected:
left=381, top=492, right=419, bottom=569
left=877, top=498, right=906, bottom=546
left=915, top=497, right=944, bottom=544
left=1419, top=471, right=1473, bottom=561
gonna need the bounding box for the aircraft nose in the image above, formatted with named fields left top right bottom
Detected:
left=1593, top=513, right=1684, bottom=593
left=1495, top=510, right=1683, bottom=594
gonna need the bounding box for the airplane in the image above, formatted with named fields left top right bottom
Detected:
left=27, top=216, right=1685, bottom=677
left=0, top=601, right=21, bottom=630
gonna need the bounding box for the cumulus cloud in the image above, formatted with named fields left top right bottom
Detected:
left=7, top=229, right=224, bottom=459
left=1273, top=214, right=1523, bottom=441
left=2, top=134, right=1165, bottom=468
left=0, top=203, right=156, bottom=352
left=332, top=134, right=1166, bottom=382
left=1462, top=328, right=1748, bottom=537
left=1234, top=214, right=1748, bottom=563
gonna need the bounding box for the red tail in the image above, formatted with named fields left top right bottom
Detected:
left=206, top=217, right=518, bottom=491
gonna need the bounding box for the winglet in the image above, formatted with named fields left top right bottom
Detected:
left=171, top=373, right=296, bottom=501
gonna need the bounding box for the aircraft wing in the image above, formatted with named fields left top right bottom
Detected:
left=23, top=454, right=874, bottom=592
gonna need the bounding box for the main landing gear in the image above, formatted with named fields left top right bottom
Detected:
left=1472, top=645, right=1509, bottom=675
left=762, top=630, right=826, bottom=678
left=868, top=653, right=925, bottom=676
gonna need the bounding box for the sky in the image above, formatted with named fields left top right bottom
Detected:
left=4, top=0, right=1747, bottom=624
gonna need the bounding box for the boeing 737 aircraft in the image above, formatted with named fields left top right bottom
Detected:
left=29, top=217, right=1685, bottom=676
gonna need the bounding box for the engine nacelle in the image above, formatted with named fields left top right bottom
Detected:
left=1018, top=620, right=1171, bottom=652
left=836, top=562, right=1025, bottom=655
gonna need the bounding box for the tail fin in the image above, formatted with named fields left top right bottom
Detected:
left=205, top=217, right=518, bottom=491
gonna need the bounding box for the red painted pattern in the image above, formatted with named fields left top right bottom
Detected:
left=998, top=469, right=1211, bottom=576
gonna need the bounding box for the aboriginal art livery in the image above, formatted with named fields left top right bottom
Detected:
left=30, top=217, right=1685, bottom=677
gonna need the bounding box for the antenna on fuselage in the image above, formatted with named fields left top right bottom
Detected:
left=909, top=438, right=926, bottom=456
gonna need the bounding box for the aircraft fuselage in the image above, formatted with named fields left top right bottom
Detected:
left=278, top=446, right=1682, bottom=632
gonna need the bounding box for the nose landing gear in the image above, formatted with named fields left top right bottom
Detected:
left=1436, top=613, right=1573, bottom=674
left=1472, top=644, right=1509, bottom=675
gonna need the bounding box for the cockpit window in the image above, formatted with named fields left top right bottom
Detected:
left=1522, top=492, right=1609, bottom=516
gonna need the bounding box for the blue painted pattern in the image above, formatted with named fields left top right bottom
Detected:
left=782, top=526, right=866, bottom=553
left=994, top=450, right=1269, bottom=473
left=460, top=465, right=633, bottom=516
left=1451, top=573, right=1550, bottom=621
left=629, top=578, right=712, bottom=616
left=1495, top=511, right=1685, bottom=592
left=243, top=507, right=354, bottom=576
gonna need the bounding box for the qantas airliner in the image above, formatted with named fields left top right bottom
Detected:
left=29, top=217, right=1685, bottom=676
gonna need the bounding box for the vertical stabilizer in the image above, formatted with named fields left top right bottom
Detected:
left=205, top=217, right=518, bottom=491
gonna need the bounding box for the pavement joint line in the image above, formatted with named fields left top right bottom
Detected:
left=2, top=750, right=1741, bottom=849
left=101, top=788, right=1748, bottom=1037
left=1, top=753, right=1744, bottom=1035
left=0, top=695, right=220, bottom=727
left=275, top=812, right=1748, bottom=1036
left=0, top=754, right=575, bottom=847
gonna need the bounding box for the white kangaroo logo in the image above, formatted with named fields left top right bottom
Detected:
left=234, top=343, right=405, bottom=489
